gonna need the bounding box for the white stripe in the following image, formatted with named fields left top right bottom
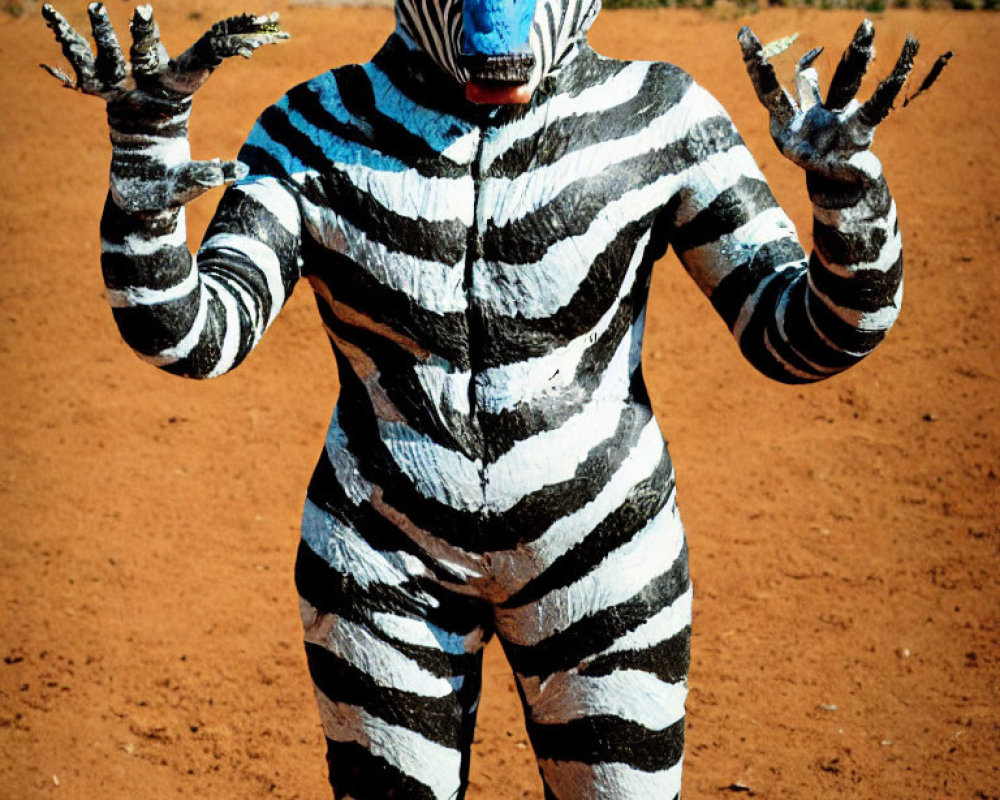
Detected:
left=376, top=421, right=484, bottom=511
left=539, top=759, right=683, bottom=800
left=683, top=207, right=799, bottom=297
left=484, top=332, right=634, bottom=513
left=809, top=280, right=903, bottom=331
left=814, top=200, right=897, bottom=250
left=476, top=229, right=648, bottom=413
left=479, top=61, right=653, bottom=171
left=304, top=613, right=454, bottom=698
left=199, top=233, right=286, bottom=327
left=496, top=499, right=685, bottom=646
left=520, top=669, right=687, bottom=730
left=301, top=498, right=431, bottom=589
left=314, top=690, right=462, bottom=800
left=202, top=275, right=242, bottom=377
left=481, top=89, right=722, bottom=228
left=476, top=173, right=676, bottom=318
left=594, top=584, right=693, bottom=662
left=813, top=221, right=902, bottom=278
left=102, top=208, right=187, bottom=256
left=116, top=135, right=191, bottom=165
left=732, top=270, right=786, bottom=342
left=105, top=267, right=198, bottom=308
left=337, top=160, right=474, bottom=225
left=234, top=177, right=302, bottom=234
left=308, top=208, right=467, bottom=315
left=486, top=416, right=666, bottom=594
left=139, top=286, right=208, bottom=367
left=371, top=612, right=484, bottom=656
left=324, top=413, right=374, bottom=504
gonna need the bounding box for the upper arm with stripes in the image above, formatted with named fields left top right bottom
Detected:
left=669, top=82, right=903, bottom=384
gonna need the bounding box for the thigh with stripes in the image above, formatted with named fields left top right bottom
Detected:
left=295, top=500, right=493, bottom=800
left=495, top=493, right=692, bottom=800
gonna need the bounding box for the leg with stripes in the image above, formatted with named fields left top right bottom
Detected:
left=295, top=503, right=493, bottom=800
left=496, top=491, right=692, bottom=800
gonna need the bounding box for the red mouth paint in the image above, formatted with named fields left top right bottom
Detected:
left=465, top=81, right=532, bottom=105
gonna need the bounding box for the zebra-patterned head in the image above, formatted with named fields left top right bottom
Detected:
left=395, top=0, right=601, bottom=104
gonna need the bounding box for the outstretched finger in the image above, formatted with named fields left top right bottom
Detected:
left=738, top=25, right=796, bottom=126
left=130, top=4, right=168, bottom=80
left=827, top=19, right=875, bottom=111
left=88, top=2, right=127, bottom=91
left=164, top=13, right=288, bottom=95
left=858, top=35, right=919, bottom=127
left=795, top=46, right=824, bottom=112
left=39, top=62, right=76, bottom=89
left=41, top=4, right=96, bottom=90
left=170, top=159, right=248, bottom=206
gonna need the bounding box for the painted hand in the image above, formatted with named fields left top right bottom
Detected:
left=738, top=20, right=917, bottom=185
left=41, top=3, right=288, bottom=210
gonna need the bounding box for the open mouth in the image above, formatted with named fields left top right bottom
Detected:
left=460, top=53, right=535, bottom=105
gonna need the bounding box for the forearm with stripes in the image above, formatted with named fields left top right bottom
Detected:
left=673, top=108, right=901, bottom=383
left=100, top=105, right=302, bottom=379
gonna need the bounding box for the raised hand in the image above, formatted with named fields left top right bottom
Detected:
left=738, top=20, right=918, bottom=185
left=41, top=3, right=288, bottom=210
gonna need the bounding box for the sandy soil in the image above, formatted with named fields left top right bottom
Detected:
left=1, top=4, right=997, bottom=799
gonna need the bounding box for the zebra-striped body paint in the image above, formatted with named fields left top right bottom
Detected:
left=95, top=3, right=905, bottom=798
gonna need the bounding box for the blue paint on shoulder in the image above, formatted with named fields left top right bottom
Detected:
left=362, top=62, right=476, bottom=156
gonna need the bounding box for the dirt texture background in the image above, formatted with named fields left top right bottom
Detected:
left=1, top=4, right=997, bottom=799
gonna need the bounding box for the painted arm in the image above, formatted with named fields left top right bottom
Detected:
left=671, top=21, right=916, bottom=384
left=42, top=3, right=299, bottom=378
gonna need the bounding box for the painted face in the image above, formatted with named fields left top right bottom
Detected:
left=394, top=0, right=601, bottom=104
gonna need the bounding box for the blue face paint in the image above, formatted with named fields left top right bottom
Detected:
left=461, top=0, right=538, bottom=58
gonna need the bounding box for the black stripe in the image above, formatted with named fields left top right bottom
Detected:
left=486, top=60, right=692, bottom=179
left=238, top=142, right=293, bottom=184
left=304, top=246, right=471, bottom=367
left=371, top=34, right=478, bottom=126
left=673, top=176, right=778, bottom=254
left=502, top=541, right=689, bottom=679
left=323, top=739, right=438, bottom=800
left=158, top=291, right=227, bottom=378
left=500, top=451, right=674, bottom=609
left=333, top=64, right=453, bottom=169
left=304, top=166, right=467, bottom=266
left=305, top=641, right=464, bottom=747
left=335, top=363, right=659, bottom=553
left=731, top=268, right=817, bottom=384
left=477, top=214, right=657, bottom=366
left=707, top=237, right=806, bottom=330
left=813, top=218, right=888, bottom=267
left=203, top=185, right=300, bottom=280
left=806, top=286, right=889, bottom=354
left=294, top=537, right=488, bottom=642
left=770, top=277, right=860, bottom=373
left=809, top=251, right=903, bottom=313
left=581, top=625, right=691, bottom=685
left=315, top=296, right=481, bottom=457
left=528, top=714, right=685, bottom=772
left=110, top=290, right=201, bottom=356
left=484, top=118, right=742, bottom=266
left=477, top=292, right=634, bottom=463
left=806, top=173, right=891, bottom=216
left=101, top=247, right=191, bottom=293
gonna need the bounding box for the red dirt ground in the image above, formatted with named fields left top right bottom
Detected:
left=1, top=4, right=997, bottom=799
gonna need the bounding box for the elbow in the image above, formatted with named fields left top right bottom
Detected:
left=111, top=302, right=251, bottom=380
